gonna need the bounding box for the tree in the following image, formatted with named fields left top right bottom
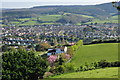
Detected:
left=1, top=45, right=8, bottom=52
left=48, top=55, right=57, bottom=64
left=2, top=49, right=48, bottom=80
left=56, top=65, right=66, bottom=74
left=58, top=57, right=64, bottom=65
left=35, top=42, right=51, bottom=51
left=67, top=48, right=74, bottom=56
left=112, top=1, right=120, bottom=11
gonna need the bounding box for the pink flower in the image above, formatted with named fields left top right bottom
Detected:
left=48, top=55, right=57, bottom=64
left=65, top=54, right=71, bottom=60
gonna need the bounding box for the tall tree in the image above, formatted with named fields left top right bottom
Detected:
left=2, top=49, right=48, bottom=80
left=112, top=1, right=120, bottom=11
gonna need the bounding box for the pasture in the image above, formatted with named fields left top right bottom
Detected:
left=71, top=43, right=118, bottom=68
left=51, top=67, right=118, bottom=78
left=38, top=15, right=62, bottom=22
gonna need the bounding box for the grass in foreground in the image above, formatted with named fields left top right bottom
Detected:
left=51, top=67, right=118, bottom=78
left=71, top=43, right=118, bottom=68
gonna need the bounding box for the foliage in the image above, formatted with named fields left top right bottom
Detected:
left=48, top=55, right=57, bottom=64
left=112, top=1, right=120, bottom=11
left=57, top=14, right=89, bottom=24
left=98, top=60, right=120, bottom=68
left=49, top=66, right=56, bottom=74
left=65, top=54, right=71, bottom=60
left=51, top=60, right=120, bottom=78
left=58, top=56, right=64, bottom=65
left=64, top=63, right=75, bottom=72
left=51, top=67, right=118, bottom=78
left=67, top=48, right=74, bottom=56
left=71, top=40, right=83, bottom=51
left=1, top=45, right=8, bottom=52
left=60, top=53, right=71, bottom=61
left=2, top=49, right=48, bottom=80
left=75, top=60, right=120, bottom=73
left=56, top=65, right=66, bottom=74
left=35, top=42, right=51, bottom=51
left=49, top=63, right=75, bottom=75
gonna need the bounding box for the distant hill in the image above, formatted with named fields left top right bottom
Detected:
left=2, top=2, right=117, bottom=19
left=2, top=2, right=118, bottom=25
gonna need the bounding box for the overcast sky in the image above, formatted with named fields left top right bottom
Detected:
left=1, top=0, right=119, bottom=8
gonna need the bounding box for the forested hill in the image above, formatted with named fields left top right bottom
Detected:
left=2, top=2, right=117, bottom=18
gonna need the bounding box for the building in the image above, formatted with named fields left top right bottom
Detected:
left=47, top=47, right=67, bottom=56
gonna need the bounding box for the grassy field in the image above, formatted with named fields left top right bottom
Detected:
left=71, top=43, right=118, bottom=68
left=19, top=18, right=31, bottom=21
left=110, top=15, right=120, bottom=20
left=86, top=19, right=118, bottom=24
left=7, top=14, right=119, bottom=25
left=79, top=14, right=94, bottom=18
left=10, top=15, right=62, bottom=25
left=64, top=13, right=94, bottom=18
left=38, top=15, right=62, bottom=22
left=51, top=67, right=118, bottom=78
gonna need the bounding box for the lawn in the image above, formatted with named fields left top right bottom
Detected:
left=51, top=67, right=118, bottom=78
left=71, top=43, right=118, bottom=68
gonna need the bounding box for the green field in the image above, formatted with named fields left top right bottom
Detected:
left=110, top=15, right=120, bottom=20
left=6, top=14, right=119, bottom=25
left=86, top=19, right=118, bottom=24
left=38, top=15, right=62, bottom=21
left=51, top=67, right=118, bottom=78
left=71, top=43, right=118, bottom=68
left=79, top=14, right=94, bottom=18
left=19, top=18, right=31, bottom=21
left=10, top=15, right=62, bottom=25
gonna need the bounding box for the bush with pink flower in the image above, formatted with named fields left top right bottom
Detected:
left=65, top=54, right=71, bottom=60
left=48, top=55, right=57, bottom=64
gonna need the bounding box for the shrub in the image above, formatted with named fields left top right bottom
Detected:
left=65, top=63, right=75, bottom=72
left=78, top=60, right=120, bottom=72
left=112, top=61, right=120, bottom=67
left=67, top=48, right=74, bottom=56
left=48, top=55, right=57, bottom=64
left=49, top=66, right=56, bottom=74
left=98, top=60, right=111, bottom=68
left=93, top=62, right=99, bottom=68
left=56, top=65, right=66, bottom=74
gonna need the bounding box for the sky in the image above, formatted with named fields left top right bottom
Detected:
left=1, top=0, right=119, bottom=8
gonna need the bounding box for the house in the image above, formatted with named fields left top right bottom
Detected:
left=47, top=47, right=67, bottom=56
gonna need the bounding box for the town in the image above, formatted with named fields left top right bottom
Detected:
left=1, top=1, right=120, bottom=79
left=2, top=23, right=119, bottom=46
